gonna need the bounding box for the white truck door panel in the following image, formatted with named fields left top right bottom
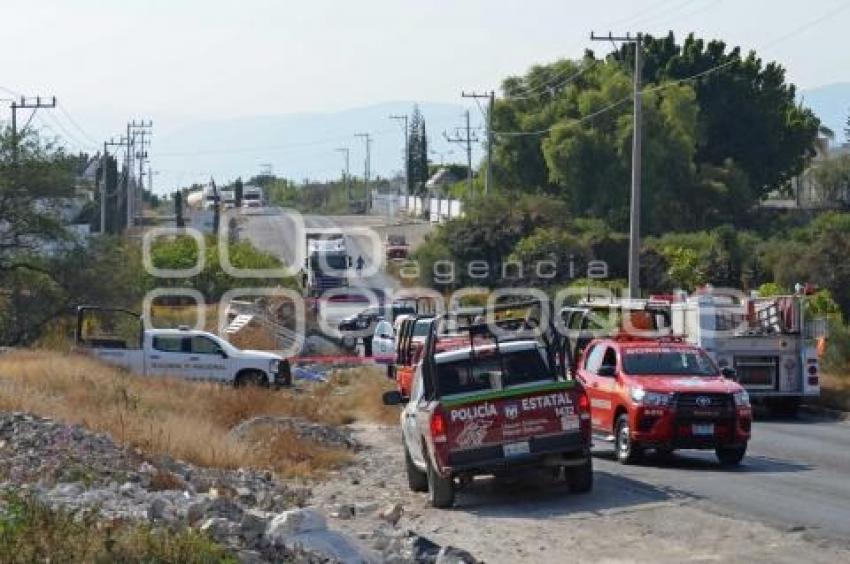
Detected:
left=186, top=335, right=231, bottom=381
left=148, top=335, right=193, bottom=378
left=403, top=371, right=426, bottom=466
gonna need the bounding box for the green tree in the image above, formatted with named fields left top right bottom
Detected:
left=174, top=191, right=184, bottom=227
left=628, top=33, right=821, bottom=195
left=810, top=155, right=850, bottom=205
left=407, top=106, right=429, bottom=194
left=492, top=34, right=821, bottom=233
left=234, top=177, right=244, bottom=207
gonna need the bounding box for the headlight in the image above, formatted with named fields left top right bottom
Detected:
left=270, top=359, right=280, bottom=374
left=631, top=388, right=671, bottom=406
left=733, top=390, right=750, bottom=407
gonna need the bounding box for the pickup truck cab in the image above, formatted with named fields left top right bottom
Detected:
left=76, top=306, right=291, bottom=387
left=384, top=313, right=592, bottom=508
left=576, top=336, right=752, bottom=465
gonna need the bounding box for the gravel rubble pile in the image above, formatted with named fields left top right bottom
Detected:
left=0, top=411, right=477, bottom=563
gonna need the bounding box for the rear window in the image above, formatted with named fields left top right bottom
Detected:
left=623, top=349, right=717, bottom=376
left=436, top=349, right=552, bottom=397
left=413, top=320, right=431, bottom=337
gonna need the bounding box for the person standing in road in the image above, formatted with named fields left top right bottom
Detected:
left=356, top=255, right=365, bottom=277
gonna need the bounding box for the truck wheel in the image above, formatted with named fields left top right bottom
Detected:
left=615, top=414, right=642, bottom=465
left=427, top=461, right=455, bottom=508
left=235, top=370, right=268, bottom=388
left=716, top=445, right=747, bottom=466
left=405, top=446, right=428, bottom=492
left=565, top=458, right=593, bottom=494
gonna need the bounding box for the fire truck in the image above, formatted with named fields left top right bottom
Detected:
left=562, top=292, right=823, bottom=416
left=664, top=293, right=822, bottom=416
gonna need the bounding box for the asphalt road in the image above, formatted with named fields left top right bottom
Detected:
left=592, top=413, right=850, bottom=542
left=238, top=207, right=398, bottom=293
left=237, top=207, right=850, bottom=546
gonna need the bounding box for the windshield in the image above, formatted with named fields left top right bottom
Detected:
left=436, top=349, right=552, bottom=397
left=623, top=349, right=718, bottom=376
left=310, top=254, right=348, bottom=270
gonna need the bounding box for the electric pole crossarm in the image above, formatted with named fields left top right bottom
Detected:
left=444, top=110, right=478, bottom=195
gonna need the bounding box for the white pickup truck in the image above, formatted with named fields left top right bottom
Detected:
left=75, top=306, right=291, bottom=387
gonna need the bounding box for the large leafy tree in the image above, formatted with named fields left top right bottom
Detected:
left=492, top=34, right=822, bottom=234
left=629, top=33, right=822, bottom=195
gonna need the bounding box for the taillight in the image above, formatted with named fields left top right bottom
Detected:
left=577, top=391, right=591, bottom=443
left=430, top=410, right=447, bottom=443
left=808, top=365, right=818, bottom=375
left=808, top=375, right=819, bottom=386
left=578, top=392, right=590, bottom=420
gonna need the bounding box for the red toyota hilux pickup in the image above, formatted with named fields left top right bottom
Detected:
left=576, top=336, right=752, bottom=465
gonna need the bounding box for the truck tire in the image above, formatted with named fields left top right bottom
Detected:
left=427, top=461, right=455, bottom=508
left=716, top=444, right=747, bottom=466
left=405, top=446, right=428, bottom=492
left=235, top=370, right=268, bottom=388
left=278, top=361, right=292, bottom=388
left=565, top=458, right=593, bottom=493
left=615, top=414, right=642, bottom=465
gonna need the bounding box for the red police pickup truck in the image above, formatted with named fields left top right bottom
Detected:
left=576, top=336, right=752, bottom=466
left=384, top=314, right=593, bottom=508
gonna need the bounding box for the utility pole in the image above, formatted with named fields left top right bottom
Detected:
left=443, top=110, right=477, bottom=195
left=127, top=119, right=152, bottom=227
left=9, top=96, right=57, bottom=163
left=103, top=137, right=129, bottom=234
left=355, top=133, right=371, bottom=213
left=335, top=147, right=351, bottom=207
left=461, top=90, right=494, bottom=195
left=389, top=114, right=409, bottom=196
left=591, top=31, right=643, bottom=299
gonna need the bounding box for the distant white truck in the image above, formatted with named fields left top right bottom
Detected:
left=221, top=189, right=237, bottom=210
left=242, top=185, right=264, bottom=208
left=75, top=306, right=292, bottom=387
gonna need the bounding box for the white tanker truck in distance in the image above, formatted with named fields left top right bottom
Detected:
left=242, top=185, right=264, bottom=208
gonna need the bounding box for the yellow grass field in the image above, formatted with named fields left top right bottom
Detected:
left=0, top=350, right=396, bottom=478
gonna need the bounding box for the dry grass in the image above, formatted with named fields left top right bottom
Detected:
left=0, top=351, right=396, bottom=478
left=820, top=372, right=850, bottom=412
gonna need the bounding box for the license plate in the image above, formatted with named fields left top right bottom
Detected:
left=692, top=423, right=714, bottom=436
left=503, top=441, right=530, bottom=457
left=561, top=415, right=580, bottom=431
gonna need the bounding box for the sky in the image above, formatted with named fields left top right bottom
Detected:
left=1, top=0, right=848, bottom=190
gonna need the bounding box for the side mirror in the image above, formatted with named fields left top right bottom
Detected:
left=721, top=367, right=737, bottom=379
left=382, top=390, right=406, bottom=406
left=597, top=365, right=617, bottom=378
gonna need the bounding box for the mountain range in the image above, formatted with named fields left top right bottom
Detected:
left=149, top=84, right=848, bottom=194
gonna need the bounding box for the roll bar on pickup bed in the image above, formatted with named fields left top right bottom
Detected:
left=420, top=299, right=565, bottom=399
left=75, top=305, right=144, bottom=349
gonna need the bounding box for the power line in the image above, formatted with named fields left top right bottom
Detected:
left=56, top=102, right=100, bottom=146
left=505, top=62, right=596, bottom=100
